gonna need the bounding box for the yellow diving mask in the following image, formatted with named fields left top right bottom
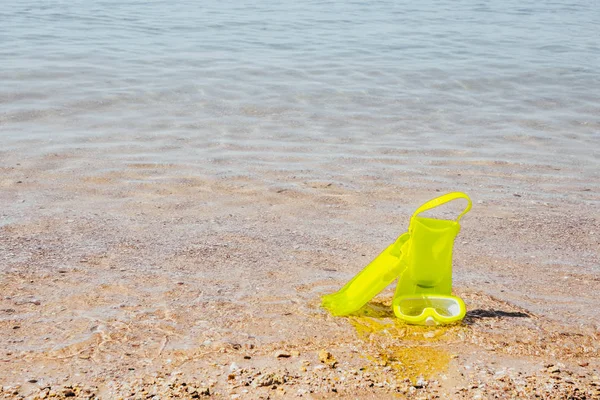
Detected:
left=393, top=294, right=466, bottom=326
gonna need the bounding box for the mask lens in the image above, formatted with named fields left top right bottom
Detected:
left=429, top=298, right=461, bottom=317
left=397, top=298, right=426, bottom=317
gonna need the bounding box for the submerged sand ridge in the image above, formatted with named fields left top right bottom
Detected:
left=1, top=149, right=599, bottom=398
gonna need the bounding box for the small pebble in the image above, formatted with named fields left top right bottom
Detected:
left=318, top=350, right=337, bottom=368
left=414, top=378, right=428, bottom=388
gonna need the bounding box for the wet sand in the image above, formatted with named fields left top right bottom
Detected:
left=1, top=147, right=599, bottom=399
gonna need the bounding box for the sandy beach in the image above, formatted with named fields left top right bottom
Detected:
left=2, top=1, right=600, bottom=398
left=1, top=144, right=598, bottom=399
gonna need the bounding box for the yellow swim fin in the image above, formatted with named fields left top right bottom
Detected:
left=393, top=192, right=472, bottom=325
left=321, top=232, right=410, bottom=316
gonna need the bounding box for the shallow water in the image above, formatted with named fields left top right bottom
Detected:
left=1, top=0, right=599, bottom=193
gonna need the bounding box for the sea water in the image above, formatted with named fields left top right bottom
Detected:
left=1, top=0, right=598, bottom=192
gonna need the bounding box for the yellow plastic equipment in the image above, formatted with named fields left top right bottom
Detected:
left=393, top=294, right=466, bottom=325
left=321, top=192, right=472, bottom=325
left=392, top=192, right=471, bottom=325
left=321, top=232, right=410, bottom=316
